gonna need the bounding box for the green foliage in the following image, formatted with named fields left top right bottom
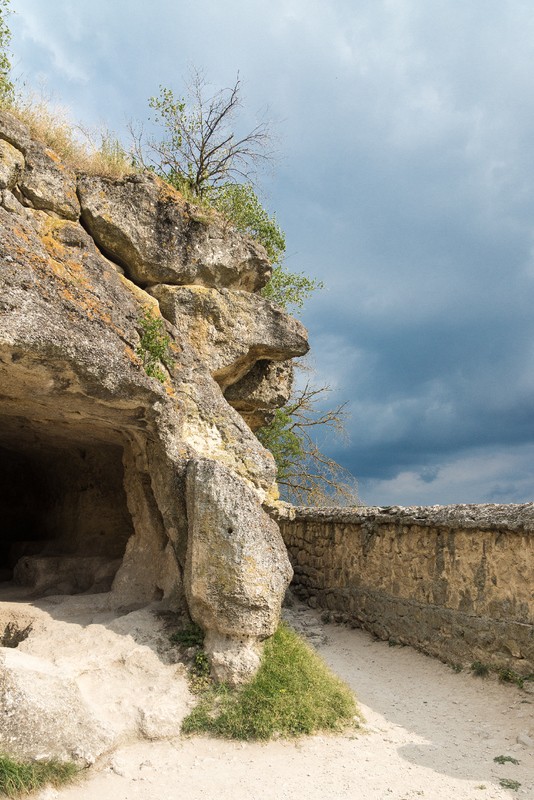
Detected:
left=256, top=407, right=305, bottom=485
left=182, top=623, right=360, bottom=740
left=136, top=309, right=174, bottom=383
left=0, top=756, right=78, bottom=798
left=193, top=651, right=211, bottom=678
left=494, top=755, right=520, bottom=765
left=256, top=380, right=358, bottom=506
left=498, top=668, right=524, bottom=688
left=0, top=0, right=14, bottom=104
left=471, top=661, right=490, bottom=677
left=145, top=71, right=271, bottom=198
left=211, top=183, right=285, bottom=264
left=170, top=623, right=205, bottom=648
left=210, top=183, right=321, bottom=315
left=262, top=264, right=323, bottom=312
left=499, top=778, right=521, bottom=791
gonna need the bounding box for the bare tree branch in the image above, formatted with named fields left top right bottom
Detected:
left=139, top=68, right=274, bottom=197
left=256, top=378, right=360, bottom=507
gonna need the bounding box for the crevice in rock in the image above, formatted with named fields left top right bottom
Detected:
left=76, top=188, right=135, bottom=281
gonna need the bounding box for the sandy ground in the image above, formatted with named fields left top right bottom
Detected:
left=26, top=602, right=531, bottom=800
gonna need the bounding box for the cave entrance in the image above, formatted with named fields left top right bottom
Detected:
left=0, top=416, right=135, bottom=596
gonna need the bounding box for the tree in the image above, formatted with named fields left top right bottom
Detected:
left=142, top=69, right=358, bottom=504
left=257, top=380, right=360, bottom=507
left=139, top=69, right=273, bottom=198
left=0, top=0, right=14, bottom=104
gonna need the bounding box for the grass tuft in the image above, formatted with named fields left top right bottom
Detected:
left=182, top=622, right=360, bottom=740
left=1, top=94, right=135, bottom=179
left=0, top=755, right=78, bottom=798
left=471, top=661, right=490, bottom=677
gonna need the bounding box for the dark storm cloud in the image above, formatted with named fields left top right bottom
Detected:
left=9, top=0, right=534, bottom=504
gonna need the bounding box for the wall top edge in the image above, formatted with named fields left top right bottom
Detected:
left=276, top=502, right=534, bottom=532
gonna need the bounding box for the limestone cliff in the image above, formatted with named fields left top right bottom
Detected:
left=0, top=109, right=309, bottom=684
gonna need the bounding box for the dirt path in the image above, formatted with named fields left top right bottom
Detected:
left=42, top=604, right=533, bottom=800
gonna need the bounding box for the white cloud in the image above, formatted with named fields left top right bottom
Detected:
left=360, top=443, right=534, bottom=506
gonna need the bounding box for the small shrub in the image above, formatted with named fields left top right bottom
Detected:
left=494, top=755, right=520, bottom=765
left=0, top=755, right=78, bottom=798
left=192, top=651, right=211, bottom=678
left=136, top=309, right=174, bottom=382
left=182, top=623, right=360, bottom=740
left=498, top=668, right=524, bottom=688
left=499, top=777, right=521, bottom=791
left=471, top=661, right=490, bottom=677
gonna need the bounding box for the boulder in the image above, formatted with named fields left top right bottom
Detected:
left=150, top=284, right=309, bottom=390
left=185, top=458, right=293, bottom=684
left=0, top=649, right=111, bottom=764
left=225, top=359, right=294, bottom=430
left=77, top=173, right=271, bottom=290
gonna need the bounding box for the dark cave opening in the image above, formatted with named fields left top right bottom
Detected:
left=0, top=417, right=135, bottom=595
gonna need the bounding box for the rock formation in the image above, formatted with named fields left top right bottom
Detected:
left=0, top=108, right=309, bottom=695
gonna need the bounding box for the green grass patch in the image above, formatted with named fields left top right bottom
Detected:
left=182, top=623, right=360, bottom=740
left=0, top=755, right=78, bottom=798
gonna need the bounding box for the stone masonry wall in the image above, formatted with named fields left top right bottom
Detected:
left=279, top=504, right=534, bottom=674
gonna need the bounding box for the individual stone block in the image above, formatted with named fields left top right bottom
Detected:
left=150, top=284, right=308, bottom=390
left=77, top=172, right=271, bottom=289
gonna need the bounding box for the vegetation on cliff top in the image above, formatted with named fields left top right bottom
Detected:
left=0, top=2, right=357, bottom=504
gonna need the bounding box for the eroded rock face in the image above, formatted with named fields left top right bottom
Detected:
left=0, top=111, right=80, bottom=219
left=150, top=284, right=309, bottom=390
left=0, top=109, right=307, bottom=702
left=78, top=173, right=271, bottom=289
left=225, top=360, right=294, bottom=430
left=185, top=458, right=292, bottom=684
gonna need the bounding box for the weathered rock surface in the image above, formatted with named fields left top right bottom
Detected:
left=150, top=284, right=309, bottom=390
left=0, top=111, right=80, bottom=219
left=0, top=648, right=111, bottom=764
left=0, top=107, right=307, bottom=726
left=78, top=173, right=271, bottom=289
left=13, top=556, right=122, bottom=596
left=0, top=599, right=192, bottom=763
left=0, top=139, right=24, bottom=190
left=225, top=359, right=294, bottom=430
left=185, top=458, right=293, bottom=683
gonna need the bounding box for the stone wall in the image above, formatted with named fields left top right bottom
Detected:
left=279, top=504, right=534, bottom=674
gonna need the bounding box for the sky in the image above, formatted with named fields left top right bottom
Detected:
left=7, top=0, right=534, bottom=506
